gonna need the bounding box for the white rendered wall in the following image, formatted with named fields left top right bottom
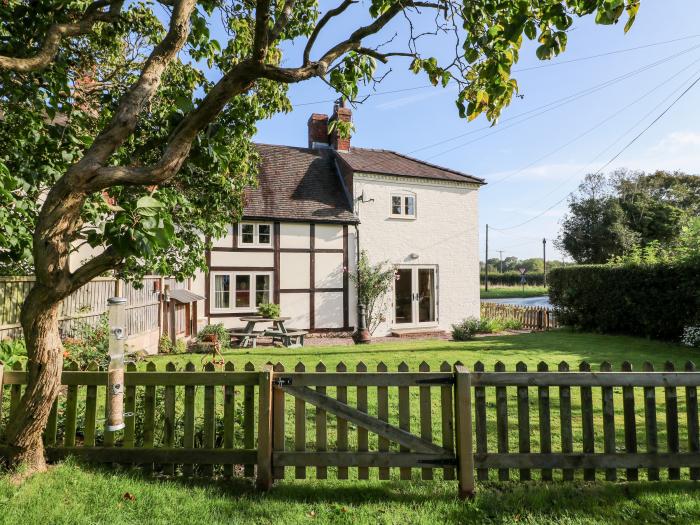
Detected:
left=353, top=174, right=480, bottom=336
left=280, top=223, right=310, bottom=249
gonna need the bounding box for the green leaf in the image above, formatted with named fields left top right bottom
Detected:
left=136, top=196, right=165, bottom=210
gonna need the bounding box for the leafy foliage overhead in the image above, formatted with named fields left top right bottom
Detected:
left=0, top=0, right=640, bottom=285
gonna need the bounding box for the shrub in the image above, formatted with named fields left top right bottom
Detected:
left=196, top=323, right=230, bottom=349
left=0, top=337, right=27, bottom=366
left=452, top=317, right=480, bottom=341
left=158, top=333, right=173, bottom=354
left=257, top=302, right=280, bottom=318
left=62, top=314, right=109, bottom=369
left=347, top=251, right=395, bottom=335
left=549, top=261, right=700, bottom=340
left=174, top=338, right=187, bottom=354
left=682, top=326, right=700, bottom=348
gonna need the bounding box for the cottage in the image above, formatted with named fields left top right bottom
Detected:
left=194, top=102, right=485, bottom=337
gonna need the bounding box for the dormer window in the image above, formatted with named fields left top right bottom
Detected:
left=238, top=222, right=273, bottom=247
left=391, top=193, right=416, bottom=219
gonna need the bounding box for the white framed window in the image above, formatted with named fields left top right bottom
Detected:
left=390, top=193, right=416, bottom=219
left=211, top=271, right=273, bottom=312
left=238, top=222, right=273, bottom=247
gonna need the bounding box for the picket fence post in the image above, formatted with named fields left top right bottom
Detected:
left=454, top=364, right=475, bottom=498
left=256, top=365, right=274, bottom=491
left=0, top=362, right=4, bottom=431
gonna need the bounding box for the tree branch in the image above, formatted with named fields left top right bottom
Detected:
left=356, top=47, right=416, bottom=63
left=253, top=0, right=272, bottom=62
left=269, top=0, right=297, bottom=41
left=68, top=247, right=122, bottom=293
left=71, top=0, right=196, bottom=178
left=0, top=1, right=124, bottom=73
left=303, top=0, right=357, bottom=64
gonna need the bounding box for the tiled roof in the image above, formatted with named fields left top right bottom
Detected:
left=336, top=147, right=485, bottom=184
left=243, top=144, right=357, bottom=223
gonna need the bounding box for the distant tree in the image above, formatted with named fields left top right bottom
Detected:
left=614, top=169, right=700, bottom=246
left=557, top=173, right=639, bottom=263
left=557, top=171, right=700, bottom=264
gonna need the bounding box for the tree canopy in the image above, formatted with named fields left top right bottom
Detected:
left=556, top=170, right=700, bottom=264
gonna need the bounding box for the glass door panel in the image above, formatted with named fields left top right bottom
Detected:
left=394, top=268, right=413, bottom=324
left=417, top=268, right=436, bottom=323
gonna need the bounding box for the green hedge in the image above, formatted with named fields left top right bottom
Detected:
left=481, top=272, right=545, bottom=286
left=548, top=262, right=700, bottom=340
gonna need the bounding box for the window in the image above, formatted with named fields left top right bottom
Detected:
left=211, top=271, right=273, bottom=311
left=390, top=194, right=417, bottom=218
left=235, top=275, right=251, bottom=308
left=214, top=275, right=230, bottom=309
left=238, top=222, right=273, bottom=247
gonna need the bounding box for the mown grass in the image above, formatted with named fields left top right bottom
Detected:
left=3, top=460, right=700, bottom=524
left=480, top=285, right=548, bottom=299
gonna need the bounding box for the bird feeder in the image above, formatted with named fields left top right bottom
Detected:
left=106, top=296, right=127, bottom=431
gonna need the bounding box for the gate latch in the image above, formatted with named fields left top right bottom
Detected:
left=415, top=376, right=454, bottom=385
left=273, top=377, right=292, bottom=387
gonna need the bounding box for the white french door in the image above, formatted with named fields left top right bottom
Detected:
left=393, top=266, right=437, bottom=327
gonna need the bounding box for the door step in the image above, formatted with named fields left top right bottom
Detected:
left=390, top=328, right=447, bottom=338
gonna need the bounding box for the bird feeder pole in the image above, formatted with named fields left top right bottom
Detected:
left=106, top=296, right=127, bottom=432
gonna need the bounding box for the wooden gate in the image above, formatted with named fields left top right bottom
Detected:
left=255, top=363, right=475, bottom=498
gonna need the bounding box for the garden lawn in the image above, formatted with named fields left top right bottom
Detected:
left=2, top=460, right=700, bottom=524
left=149, top=330, right=690, bottom=372
left=480, top=285, right=548, bottom=299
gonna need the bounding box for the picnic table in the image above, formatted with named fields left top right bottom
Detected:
left=228, top=316, right=307, bottom=348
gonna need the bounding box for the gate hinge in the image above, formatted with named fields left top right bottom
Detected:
left=415, top=376, right=454, bottom=385
left=273, top=377, right=292, bottom=387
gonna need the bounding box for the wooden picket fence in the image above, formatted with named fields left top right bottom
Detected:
left=3, top=359, right=700, bottom=497
left=481, top=301, right=559, bottom=330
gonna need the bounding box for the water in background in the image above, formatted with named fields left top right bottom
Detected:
left=482, top=296, right=552, bottom=308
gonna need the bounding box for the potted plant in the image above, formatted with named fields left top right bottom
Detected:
left=258, top=302, right=281, bottom=319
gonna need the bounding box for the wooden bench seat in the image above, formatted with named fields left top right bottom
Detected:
left=229, top=331, right=262, bottom=348
left=280, top=331, right=308, bottom=348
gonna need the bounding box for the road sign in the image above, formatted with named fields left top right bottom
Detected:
left=518, top=267, right=527, bottom=275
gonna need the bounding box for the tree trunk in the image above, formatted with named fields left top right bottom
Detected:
left=4, top=284, right=64, bottom=473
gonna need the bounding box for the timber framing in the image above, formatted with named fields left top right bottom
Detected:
left=205, top=220, right=353, bottom=331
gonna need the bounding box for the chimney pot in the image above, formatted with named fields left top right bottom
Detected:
left=330, top=98, right=352, bottom=151
left=307, top=113, right=329, bottom=149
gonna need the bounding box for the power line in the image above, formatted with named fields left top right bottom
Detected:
left=291, top=33, right=700, bottom=108
left=356, top=43, right=700, bottom=181
left=418, top=43, right=700, bottom=159
left=513, top=62, right=700, bottom=212
left=484, top=53, right=700, bottom=189
left=490, top=73, right=700, bottom=231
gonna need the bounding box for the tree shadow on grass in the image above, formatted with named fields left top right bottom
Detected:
left=71, top=461, right=700, bottom=523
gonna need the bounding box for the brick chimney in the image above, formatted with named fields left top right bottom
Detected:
left=329, top=98, right=352, bottom=151
left=307, top=113, right=329, bottom=148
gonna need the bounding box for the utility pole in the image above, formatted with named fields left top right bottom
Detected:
left=497, top=250, right=504, bottom=273
left=542, top=238, right=547, bottom=288
left=484, top=224, right=489, bottom=291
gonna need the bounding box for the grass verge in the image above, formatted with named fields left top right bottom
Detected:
left=480, top=286, right=548, bottom=299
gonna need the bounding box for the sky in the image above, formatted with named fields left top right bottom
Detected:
left=243, top=0, right=700, bottom=262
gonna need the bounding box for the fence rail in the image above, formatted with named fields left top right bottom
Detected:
left=481, top=302, right=558, bottom=330
left=2, top=359, right=700, bottom=496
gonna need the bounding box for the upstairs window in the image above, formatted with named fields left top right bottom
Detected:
left=391, top=194, right=416, bottom=218
left=238, top=222, right=273, bottom=247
